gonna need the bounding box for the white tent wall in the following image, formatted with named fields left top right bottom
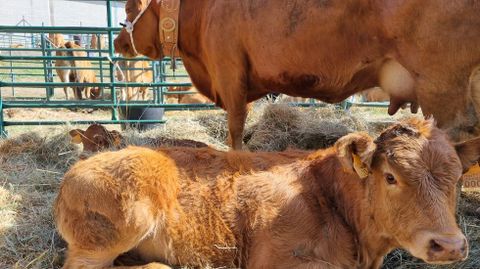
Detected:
left=0, top=0, right=125, bottom=26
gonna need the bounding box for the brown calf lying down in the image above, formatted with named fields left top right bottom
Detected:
left=69, top=124, right=208, bottom=153
left=69, top=124, right=123, bottom=152
left=55, top=119, right=477, bottom=269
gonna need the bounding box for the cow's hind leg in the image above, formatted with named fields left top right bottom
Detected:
left=60, top=71, right=71, bottom=100
left=141, top=87, right=148, bottom=100
left=62, top=247, right=116, bottom=269
left=63, top=248, right=172, bottom=269
left=64, top=86, right=70, bottom=100
left=113, top=264, right=172, bottom=269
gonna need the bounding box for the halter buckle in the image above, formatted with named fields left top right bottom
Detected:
left=124, top=20, right=135, bottom=34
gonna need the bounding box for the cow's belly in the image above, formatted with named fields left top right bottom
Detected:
left=249, top=61, right=381, bottom=103
left=238, top=3, right=386, bottom=102
left=244, top=35, right=382, bottom=102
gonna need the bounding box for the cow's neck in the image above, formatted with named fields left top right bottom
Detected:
left=174, top=0, right=218, bottom=104
left=307, top=155, right=393, bottom=268
left=176, top=0, right=207, bottom=59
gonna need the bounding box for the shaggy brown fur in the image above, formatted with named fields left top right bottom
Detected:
left=55, top=119, right=477, bottom=269
left=64, top=41, right=101, bottom=100
left=115, top=0, right=480, bottom=149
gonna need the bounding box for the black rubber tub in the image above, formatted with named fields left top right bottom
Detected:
left=119, top=106, right=165, bottom=131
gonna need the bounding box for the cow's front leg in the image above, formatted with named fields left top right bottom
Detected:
left=63, top=86, right=70, bottom=100
left=224, top=94, right=248, bottom=150
left=85, top=87, right=92, bottom=99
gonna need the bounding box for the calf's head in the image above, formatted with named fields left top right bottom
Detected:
left=89, top=87, right=102, bottom=100
left=114, top=0, right=162, bottom=59
left=336, top=118, right=479, bottom=264
left=69, top=124, right=122, bottom=152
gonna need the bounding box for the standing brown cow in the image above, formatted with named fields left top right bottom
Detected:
left=114, top=0, right=480, bottom=149
left=49, top=33, right=73, bottom=99
left=90, top=34, right=106, bottom=51
left=166, top=85, right=212, bottom=104
left=116, top=60, right=153, bottom=101
left=55, top=119, right=476, bottom=269
left=64, top=41, right=101, bottom=100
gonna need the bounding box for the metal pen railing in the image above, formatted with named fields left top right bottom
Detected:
left=0, top=0, right=218, bottom=137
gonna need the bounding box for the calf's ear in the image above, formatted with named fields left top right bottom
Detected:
left=110, top=131, right=123, bottom=147
left=335, top=132, right=376, bottom=179
left=455, top=137, right=480, bottom=173
left=69, top=129, right=85, bottom=144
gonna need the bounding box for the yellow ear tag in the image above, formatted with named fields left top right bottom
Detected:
left=71, top=134, right=83, bottom=144
left=352, top=153, right=369, bottom=179
left=465, top=163, right=480, bottom=176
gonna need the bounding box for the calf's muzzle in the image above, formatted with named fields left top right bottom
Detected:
left=427, top=234, right=468, bottom=263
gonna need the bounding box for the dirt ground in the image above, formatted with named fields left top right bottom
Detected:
left=0, top=103, right=478, bottom=269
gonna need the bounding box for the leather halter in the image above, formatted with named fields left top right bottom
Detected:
left=122, top=0, right=180, bottom=63
left=159, top=0, right=181, bottom=61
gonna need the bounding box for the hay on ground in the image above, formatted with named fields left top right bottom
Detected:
left=0, top=103, right=478, bottom=269
left=245, top=103, right=368, bottom=151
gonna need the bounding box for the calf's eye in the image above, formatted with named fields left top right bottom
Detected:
left=384, top=173, right=397, bottom=185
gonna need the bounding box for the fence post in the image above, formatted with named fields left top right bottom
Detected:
left=45, top=34, right=54, bottom=98
left=40, top=31, right=54, bottom=100
left=97, top=33, right=105, bottom=99
left=106, top=0, right=118, bottom=120
left=8, top=33, right=15, bottom=96
left=159, top=60, right=166, bottom=104
left=0, top=86, right=6, bottom=137
left=152, top=61, right=158, bottom=103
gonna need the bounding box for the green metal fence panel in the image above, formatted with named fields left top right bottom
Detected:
left=0, top=23, right=211, bottom=136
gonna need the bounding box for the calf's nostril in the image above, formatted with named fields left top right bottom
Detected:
left=429, top=239, right=445, bottom=253
left=460, top=239, right=468, bottom=256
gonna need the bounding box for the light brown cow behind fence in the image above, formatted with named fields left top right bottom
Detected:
left=90, top=34, right=106, bottom=50
left=64, top=41, right=101, bottom=100
left=48, top=33, right=72, bottom=99
left=166, top=85, right=211, bottom=104
left=55, top=118, right=475, bottom=269
left=116, top=60, right=153, bottom=101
